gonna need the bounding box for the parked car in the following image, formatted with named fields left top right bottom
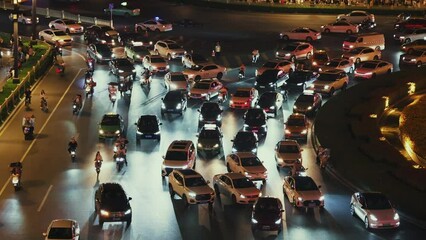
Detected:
left=251, top=197, right=284, bottom=233
left=293, top=92, right=322, bottom=116
left=213, top=173, right=260, bottom=205
left=135, top=115, right=161, bottom=142
left=394, top=18, right=426, bottom=31
left=87, top=43, right=113, bottom=63
left=354, top=60, right=393, bottom=79
left=135, top=18, right=172, bottom=32
left=275, top=140, right=303, bottom=169
left=350, top=192, right=400, bottom=229
left=283, top=176, right=324, bottom=209
left=49, top=19, right=84, bottom=34
left=226, top=152, right=268, bottom=183
left=310, top=69, right=349, bottom=97
left=399, top=49, right=426, bottom=67
left=94, top=183, right=132, bottom=226
left=161, top=140, right=196, bottom=177
left=276, top=42, right=314, bottom=62
left=38, top=29, right=72, bottom=46
left=321, top=21, right=359, bottom=34
left=256, top=91, right=284, bottom=117
left=161, top=90, right=188, bottom=116
left=337, top=11, right=375, bottom=24
left=104, top=2, right=140, bottom=17
left=279, top=27, right=321, bottom=41
left=341, top=47, right=381, bottom=64
left=229, top=88, right=259, bottom=109
left=9, top=10, right=39, bottom=25
left=285, top=114, right=309, bottom=142
left=43, top=219, right=80, bottom=240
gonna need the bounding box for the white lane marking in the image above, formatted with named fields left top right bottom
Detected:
left=0, top=68, right=85, bottom=198
left=37, top=184, right=53, bottom=212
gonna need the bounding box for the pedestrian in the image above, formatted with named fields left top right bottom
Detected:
left=24, top=89, right=32, bottom=104
left=214, top=42, right=221, bottom=58
left=40, top=89, right=46, bottom=99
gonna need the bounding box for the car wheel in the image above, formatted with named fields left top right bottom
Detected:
left=182, top=195, right=189, bottom=207
left=155, top=28, right=160, bottom=33
left=404, top=38, right=411, bottom=44
left=373, top=55, right=379, bottom=60
left=232, top=195, right=238, bottom=205
left=306, top=52, right=312, bottom=59
left=66, top=29, right=70, bottom=34
left=169, top=184, right=175, bottom=197
left=282, top=35, right=289, bottom=41
left=328, top=88, right=335, bottom=97
left=306, top=36, right=313, bottom=42
left=346, top=29, right=353, bottom=34
left=372, top=73, right=376, bottom=79
left=324, top=28, right=330, bottom=33
left=137, top=26, right=143, bottom=33
left=355, top=58, right=361, bottom=65
left=290, top=56, right=296, bottom=63
left=195, top=75, right=201, bottom=82
left=364, top=217, right=370, bottom=229
left=342, top=83, right=347, bottom=91
left=217, top=72, right=223, bottom=80
left=167, top=54, right=172, bottom=61
left=226, top=164, right=231, bottom=172
left=292, top=197, right=297, bottom=207
left=417, top=61, right=422, bottom=67
left=407, top=48, right=414, bottom=54
left=350, top=204, right=355, bottom=216
left=214, top=185, right=220, bottom=196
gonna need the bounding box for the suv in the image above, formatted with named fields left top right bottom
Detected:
left=311, top=69, right=349, bottom=97
left=198, top=102, right=223, bottom=128
left=213, top=173, right=260, bottom=205
left=197, top=125, right=223, bottom=156
left=285, top=114, right=308, bottom=142
left=251, top=197, right=284, bottom=233
left=84, top=25, right=120, bottom=46
left=94, top=183, right=132, bottom=227
left=135, top=115, right=161, bottom=142
left=275, top=140, right=303, bottom=169
left=243, top=108, right=268, bottom=136
left=254, top=69, right=288, bottom=91
left=161, top=140, right=196, bottom=177
left=98, top=113, right=125, bottom=139
left=168, top=169, right=215, bottom=207
left=154, top=40, right=186, bottom=60
left=109, top=58, right=136, bottom=79
left=293, top=92, right=322, bottom=116
left=275, top=42, right=314, bottom=62
left=161, top=90, right=188, bottom=116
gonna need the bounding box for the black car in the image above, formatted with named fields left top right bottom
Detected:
left=109, top=58, right=136, bottom=79
left=87, top=43, right=113, bottom=63
left=161, top=90, right=188, bottom=116
left=284, top=70, right=318, bottom=91
left=232, top=131, right=259, bottom=154
left=243, top=108, right=268, bottom=136
left=256, top=91, right=284, bottom=117
left=95, top=183, right=132, bottom=227
left=293, top=92, right=322, bottom=116
left=251, top=197, right=284, bottom=233
left=255, top=69, right=288, bottom=91
left=84, top=25, right=120, bottom=46
left=197, top=125, right=223, bottom=155
left=120, top=32, right=152, bottom=47
left=135, top=115, right=162, bottom=142
left=198, top=102, right=223, bottom=128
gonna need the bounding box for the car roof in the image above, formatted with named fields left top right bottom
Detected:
left=288, top=113, right=306, bottom=120
left=50, top=219, right=76, bottom=228
left=101, top=182, right=125, bottom=192
left=278, top=140, right=299, bottom=146
left=174, top=169, right=200, bottom=177
left=168, top=140, right=193, bottom=151
left=234, top=152, right=257, bottom=158
left=222, top=172, right=246, bottom=180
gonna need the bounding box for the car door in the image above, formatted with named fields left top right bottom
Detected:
left=222, top=176, right=233, bottom=198
left=341, top=59, right=352, bottom=72
left=377, top=62, right=389, bottom=74
left=228, top=154, right=239, bottom=172
left=172, top=172, right=185, bottom=197
left=189, top=144, right=196, bottom=168
left=284, top=177, right=294, bottom=198
left=276, top=93, right=283, bottom=109
left=293, top=29, right=304, bottom=40
left=295, top=45, right=304, bottom=59
left=362, top=48, right=373, bottom=61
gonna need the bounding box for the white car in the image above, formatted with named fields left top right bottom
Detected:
left=276, top=42, right=314, bottom=62
left=189, top=79, right=223, bottom=100
left=321, top=21, right=359, bottom=34
left=165, top=72, right=189, bottom=91
left=49, top=19, right=84, bottom=34
left=9, top=12, right=39, bottom=25
left=354, top=60, right=393, bottom=79
left=283, top=176, right=324, bottom=208
left=125, top=45, right=151, bottom=62
left=154, top=40, right=186, bottom=60
left=226, top=152, right=268, bottom=183
left=142, top=55, right=169, bottom=73
left=213, top=172, right=261, bottom=204
left=275, top=140, right=303, bottom=169
left=394, top=28, right=426, bottom=44
left=182, top=63, right=226, bottom=82
left=135, top=18, right=173, bottom=32
left=255, top=60, right=295, bottom=76
left=320, top=58, right=354, bottom=73
left=279, top=27, right=321, bottom=42
left=310, top=69, right=349, bottom=96
left=400, top=49, right=426, bottom=67
left=342, top=47, right=381, bottom=64
left=182, top=53, right=209, bottom=68
left=38, top=29, right=72, bottom=46
left=43, top=219, right=80, bottom=240
left=350, top=192, right=400, bottom=229
left=337, top=11, right=375, bottom=24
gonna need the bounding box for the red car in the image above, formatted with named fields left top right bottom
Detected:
left=394, top=18, right=426, bottom=31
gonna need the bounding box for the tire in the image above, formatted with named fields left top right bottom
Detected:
left=417, top=61, right=422, bottom=68
left=50, top=25, right=55, bottom=29
left=404, top=38, right=411, bottom=44
left=126, top=219, right=132, bottom=226
left=328, top=88, right=335, bottom=97
left=350, top=204, right=355, bottom=216
left=232, top=195, right=237, bottom=205
left=290, top=56, right=296, bottom=63
left=282, top=35, right=289, bottom=41
left=137, top=26, right=143, bottom=33
left=346, top=29, right=353, bottom=34
left=306, top=52, right=312, bottom=59
left=217, top=72, right=223, bottom=80
left=214, top=185, right=220, bottom=196
left=66, top=29, right=70, bottom=34
left=226, top=164, right=231, bottom=172
left=373, top=55, right=379, bottom=60
left=306, top=36, right=313, bottom=42
left=364, top=217, right=370, bottom=229
left=182, top=195, right=189, bottom=207
left=355, top=58, right=361, bottom=64
left=169, top=184, right=175, bottom=197
left=342, top=83, right=347, bottom=91
left=324, top=28, right=330, bottom=33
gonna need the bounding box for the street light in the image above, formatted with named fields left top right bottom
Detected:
left=12, top=0, right=22, bottom=84
left=32, top=0, right=37, bottom=41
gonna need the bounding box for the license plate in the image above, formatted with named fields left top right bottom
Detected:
left=253, top=130, right=258, bottom=133
left=309, top=203, right=316, bottom=207
left=259, top=86, right=265, bottom=88
left=262, top=226, right=270, bottom=230
left=145, top=135, right=152, bottom=138
left=112, top=217, right=121, bottom=221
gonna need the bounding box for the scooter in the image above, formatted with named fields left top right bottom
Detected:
left=116, top=156, right=125, bottom=172
left=23, top=126, right=33, bottom=140
left=72, top=102, right=80, bottom=115
left=11, top=174, right=21, bottom=191
left=95, top=160, right=102, bottom=175
left=70, top=148, right=76, bottom=162
left=25, top=98, right=31, bottom=110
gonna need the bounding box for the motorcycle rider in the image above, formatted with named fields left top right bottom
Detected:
left=73, top=94, right=82, bottom=109
left=252, top=49, right=259, bottom=63
left=95, top=151, right=103, bottom=162
left=108, top=84, right=118, bottom=101
left=10, top=163, right=23, bottom=184
left=115, top=136, right=128, bottom=165
left=54, top=40, right=61, bottom=59
left=238, top=64, right=246, bottom=79
left=86, top=57, right=95, bottom=72
left=40, top=96, right=48, bottom=111
left=24, top=88, right=32, bottom=104
left=141, top=67, right=152, bottom=85
left=68, top=137, right=78, bottom=154
left=86, top=78, right=96, bottom=96
left=218, top=86, right=228, bottom=104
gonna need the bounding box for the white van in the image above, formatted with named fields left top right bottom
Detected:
left=342, top=33, right=385, bottom=51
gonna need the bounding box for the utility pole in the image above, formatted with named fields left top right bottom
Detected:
left=31, top=0, right=37, bottom=41
left=12, top=0, right=21, bottom=84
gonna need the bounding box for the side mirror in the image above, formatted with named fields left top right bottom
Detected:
left=280, top=209, right=285, bottom=212
left=128, top=197, right=132, bottom=201
left=206, top=180, right=210, bottom=184
left=161, top=98, right=164, bottom=100
left=318, top=185, right=322, bottom=188
left=159, top=123, right=163, bottom=126
left=162, top=156, right=165, bottom=159
left=134, top=123, right=137, bottom=125
left=231, top=140, right=234, bottom=142
left=197, top=109, right=201, bottom=112
left=196, top=134, right=199, bottom=137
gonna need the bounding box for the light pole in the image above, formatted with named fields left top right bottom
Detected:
left=12, top=0, right=21, bottom=84
left=31, top=0, right=37, bottom=41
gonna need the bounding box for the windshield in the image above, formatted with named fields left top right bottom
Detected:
left=138, top=117, right=158, bottom=130
left=116, top=59, right=132, bottom=66
left=349, top=48, right=364, bottom=54
left=345, top=36, right=358, bottom=43
left=234, top=91, right=250, bottom=97
left=233, top=178, right=255, bottom=188
left=364, top=193, right=392, bottom=210
left=262, top=61, right=278, bottom=68
left=165, top=151, right=188, bottom=161
left=199, top=130, right=220, bottom=139
left=235, top=133, right=256, bottom=146
left=241, top=157, right=262, bottom=167
left=317, top=73, right=338, bottom=82
left=63, top=20, right=76, bottom=25
left=297, top=95, right=314, bottom=102
left=245, top=111, right=266, bottom=124
left=54, top=31, right=67, bottom=36
left=410, top=50, right=424, bottom=56
left=133, top=46, right=148, bottom=52
left=101, top=116, right=120, bottom=125
left=168, top=43, right=181, bottom=49
left=313, top=53, right=328, bottom=60
left=158, top=20, right=169, bottom=24
left=171, top=75, right=187, bottom=81
left=96, top=44, right=110, bottom=52
left=194, top=83, right=211, bottom=89
left=100, top=26, right=114, bottom=32
left=185, top=177, right=207, bottom=187
left=151, top=57, right=166, bottom=63
left=164, top=92, right=181, bottom=101
left=283, top=45, right=297, bottom=51
left=279, top=144, right=300, bottom=153
left=295, top=178, right=319, bottom=191
left=255, top=199, right=280, bottom=212
left=325, top=61, right=339, bottom=67
left=287, top=118, right=305, bottom=126
left=48, top=227, right=72, bottom=239
left=201, top=103, right=220, bottom=113
left=360, top=62, right=378, bottom=69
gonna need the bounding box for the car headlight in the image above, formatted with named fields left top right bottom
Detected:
left=255, top=69, right=258, bottom=76
left=370, top=214, right=378, bottom=221
left=251, top=148, right=257, bottom=153
left=125, top=209, right=132, bottom=215
left=166, top=65, right=170, bottom=69
left=240, top=194, right=246, bottom=199
left=269, top=82, right=274, bottom=86
left=96, top=53, right=102, bottom=59
left=307, top=106, right=312, bottom=110
left=319, top=196, right=324, bottom=201
left=232, top=147, right=237, bottom=152
left=297, top=197, right=303, bottom=202
left=100, top=209, right=109, bottom=216
left=188, top=192, right=196, bottom=198
left=244, top=172, right=251, bottom=177
left=216, top=115, right=222, bottom=121
left=100, top=40, right=106, bottom=44
left=176, top=103, right=182, bottom=109
left=115, top=130, right=120, bottom=134
left=119, top=70, right=124, bottom=73
left=410, top=59, right=416, bottom=62
left=270, top=106, right=275, bottom=109
left=199, top=115, right=204, bottom=121
left=99, top=130, right=104, bottom=134
left=285, top=129, right=291, bottom=134
left=312, top=61, right=318, bottom=66
left=132, top=69, right=136, bottom=72
left=251, top=218, right=258, bottom=224
left=275, top=51, right=279, bottom=56
left=324, top=85, right=329, bottom=90
left=301, top=129, right=307, bottom=134
left=198, top=143, right=203, bottom=148
left=285, top=53, right=290, bottom=56
left=293, top=105, right=297, bottom=109
left=161, top=103, right=166, bottom=109
left=275, top=218, right=282, bottom=224
left=394, top=213, right=400, bottom=220
left=229, top=100, right=234, bottom=105
left=154, top=131, right=160, bottom=135
left=213, top=143, right=219, bottom=148
left=111, top=53, right=115, bottom=58
left=136, top=130, right=142, bottom=135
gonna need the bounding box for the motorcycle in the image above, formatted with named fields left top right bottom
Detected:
left=85, top=84, right=94, bottom=97
left=11, top=174, right=21, bottom=191
left=70, top=147, right=76, bottom=162
left=115, top=155, right=125, bottom=172
left=396, top=13, right=410, bottom=23
left=72, top=102, right=80, bottom=115
left=10, top=162, right=22, bottom=191
left=41, top=98, right=48, bottom=113
left=316, top=147, right=330, bottom=169
left=359, top=19, right=376, bottom=30
left=95, top=160, right=102, bottom=175
left=140, top=69, right=152, bottom=87
left=24, top=98, right=31, bottom=110
left=23, top=126, right=33, bottom=140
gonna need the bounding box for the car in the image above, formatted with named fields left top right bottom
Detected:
left=394, top=18, right=426, bottom=31
left=84, top=25, right=120, bottom=46
left=135, top=115, right=161, bottom=142
left=337, top=11, right=375, bottom=24
left=198, top=102, right=223, bottom=128
left=109, top=58, right=136, bottom=79
left=254, top=69, right=288, bottom=91
left=48, top=19, right=84, bottom=34
left=279, top=27, right=321, bottom=42
left=284, top=70, right=318, bottom=91
left=173, top=18, right=204, bottom=28
left=213, top=173, right=260, bottom=205
left=255, top=59, right=294, bottom=77
left=393, top=28, right=426, bottom=44
left=321, top=21, right=359, bottom=34
left=226, top=152, right=268, bottom=183
left=165, top=72, right=189, bottom=91
left=135, top=18, right=173, bottom=32
left=104, top=2, right=140, bottom=17
left=251, top=197, right=284, bottom=233
left=229, top=88, right=259, bottom=109
left=98, top=113, right=124, bottom=139
left=275, top=140, right=303, bottom=169
left=188, top=79, right=223, bottom=101
left=243, top=108, right=268, bottom=136
left=38, top=29, right=72, bottom=46
left=311, top=50, right=330, bottom=70
left=43, top=219, right=80, bottom=240
left=169, top=169, right=214, bottom=207
left=350, top=192, right=400, bottom=229
left=161, top=90, right=188, bottom=116
left=354, top=60, right=393, bottom=79
left=400, top=39, right=426, bottom=53
left=276, top=42, right=314, bottom=63
left=319, top=58, right=355, bottom=73
left=341, top=47, right=381, bottom=64
left=119, top=32, right=153, bottom=47
left=9, top=10, right=39, bottom=25
left=399, top=49, right=426, bottom=67
left=87, top=43, right=113, bottom=63
left=154, top=40, right=186, bottom=60
left=293, top=92, right=322, bottom=116
left=94, top=183, right=132, bottom=226
left=182, top=53, right=209, bottom=68
left=310, top=69, right=349, bottom=96
left=182, top=63, right=226, bottom=82
left=125, top=45, right=151, bottom=62
left=196, top=125, right=223, bottom=155
left=256, top=91, right=284, bottom=117
left=142, top=55, right=169, bottom=73
left=161, top=140, right=196, bottom=177
left=284, top=114, right=308, bottom=142
left=283, top=176, right=324, bottom=208
left=231, top=131, right=259, bottom=154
